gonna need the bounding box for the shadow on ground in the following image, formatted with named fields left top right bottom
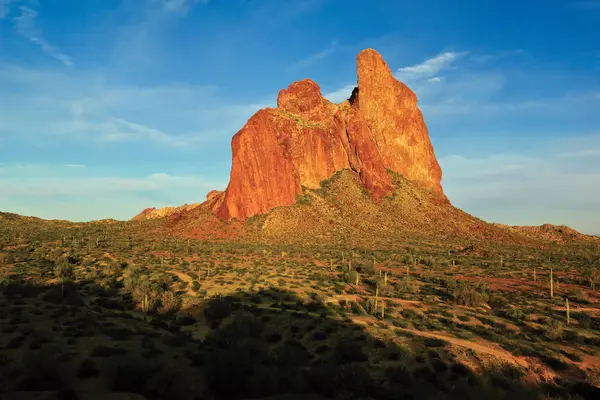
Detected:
left=1, top=277, right=599, bottom=400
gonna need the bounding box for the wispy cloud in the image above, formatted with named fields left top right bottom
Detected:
left=559, top=149, right=600, bottom=158
left=440, top=138, right=600, bottom=234
left=396, top=51, right=467, bottom=81
left=62, top=164, right=86, bottom=168
left=0, top=168, right=224, bottom=221
left=95, top=118, right=209, bottom=148
left=287, top=41, right=338, bottom=71
left=160, top=0, right=207, bottom=14
left=0, top=65, right=264, bottom=148
left=470, top=49, right=526, bottom=64
left=13, top=4, right=73, bottom=66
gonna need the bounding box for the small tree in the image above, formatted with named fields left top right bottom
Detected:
left=581, top=266, right=598, bottom=291
left=133, top=276, right=157, bottom=318
left=123, top=267, right=142, bottom=293
left=160, top=290, right=181, bottom=314
left=54, top=262, right=75, bottom=298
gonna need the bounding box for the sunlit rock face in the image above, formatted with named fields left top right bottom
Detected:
left=213, top=49, right=446, bottom=221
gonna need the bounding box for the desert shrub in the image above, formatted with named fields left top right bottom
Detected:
left=204, top=297, right=235, bottom=327
left=424, top=338, right=447, bottom=348
left=573, top=288, right=590, bottom=303
left=356, top=263, right=375, bottom=275
left=333, top=337, right=368, bottom=363
left=343, top=270, right=359, bottom=285
left=423, top=256, right=436, bottom=267
left=450, top=281, right=490, bottom=307
left=577, top=312, right=591, bottom=329
left=159, top=290, right=181, bottom=314
left=541, top=318, right=564, bottom=339
left=350, top=301, right=367, bottom=315
left=132, top=277, right=159, bottom=314
left=205, top=312, right=263, bottom=349
left=502, top=306, right=526, bottom=322
left=309, top=292, right=326, bottom=303
left=539, top=354, right=569, bottom=371
left=123, top=267, right=142, bottom=293
left=395, top=276, right=419, bottom=295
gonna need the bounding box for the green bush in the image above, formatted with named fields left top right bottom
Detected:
left=343, top=270, right=359, bottom=284
left=541, top=318, right=564, bottom=339
left=450, top=281, right=490, bottom=307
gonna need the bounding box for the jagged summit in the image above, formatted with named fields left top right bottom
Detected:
left=210, top=48, right=447, bottom=221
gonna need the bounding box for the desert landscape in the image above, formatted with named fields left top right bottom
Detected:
left=1, top=47, right=600, bottom=400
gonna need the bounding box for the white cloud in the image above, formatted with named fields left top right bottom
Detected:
left=13, top=5, right=72, bottom=66
left=559, top=149, right=600, bottom=158
left=0, top=169, right=224, bottom=221
left=160, top=0, right=207, bottom=13
left=0, top=65, right=264, bottom=148
left=440, top=140, right=600, bottom=234
left=396, top=51, right=466, bottom=81
left=323, top=84, right=355, bottom=103
left=62, top=164, right=86, bottom=168
left=52, top=117, right=210, bottom=148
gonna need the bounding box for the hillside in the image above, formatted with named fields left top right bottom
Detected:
left=2, top=206, right=600, bottom=400
left=155, top=169, right=597, bottom=251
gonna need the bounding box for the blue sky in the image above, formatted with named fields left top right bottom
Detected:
left=1, top=0, right=599, bottom=234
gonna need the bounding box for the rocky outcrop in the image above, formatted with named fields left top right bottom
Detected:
left=132, top=203, right=200, bottom=221
left=355, top=49, right=443, bottom=196
left=213, top=48, right=446, bottom=221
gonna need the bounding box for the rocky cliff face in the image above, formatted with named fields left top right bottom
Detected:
left=213, top=49, right=446, bottom=221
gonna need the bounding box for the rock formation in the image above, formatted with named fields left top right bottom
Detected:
left=132, top=203, right=200, bottom=221
left=211, top=48, right=446, bottom=221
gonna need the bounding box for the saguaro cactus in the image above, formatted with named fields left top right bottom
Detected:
left=550, top=267, right=554, bottom=298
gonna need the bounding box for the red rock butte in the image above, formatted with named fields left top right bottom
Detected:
left=211, top=48, right=447, bottom=221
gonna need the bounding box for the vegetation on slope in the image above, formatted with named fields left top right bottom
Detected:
left=1, top=215, right=600, bottom=399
